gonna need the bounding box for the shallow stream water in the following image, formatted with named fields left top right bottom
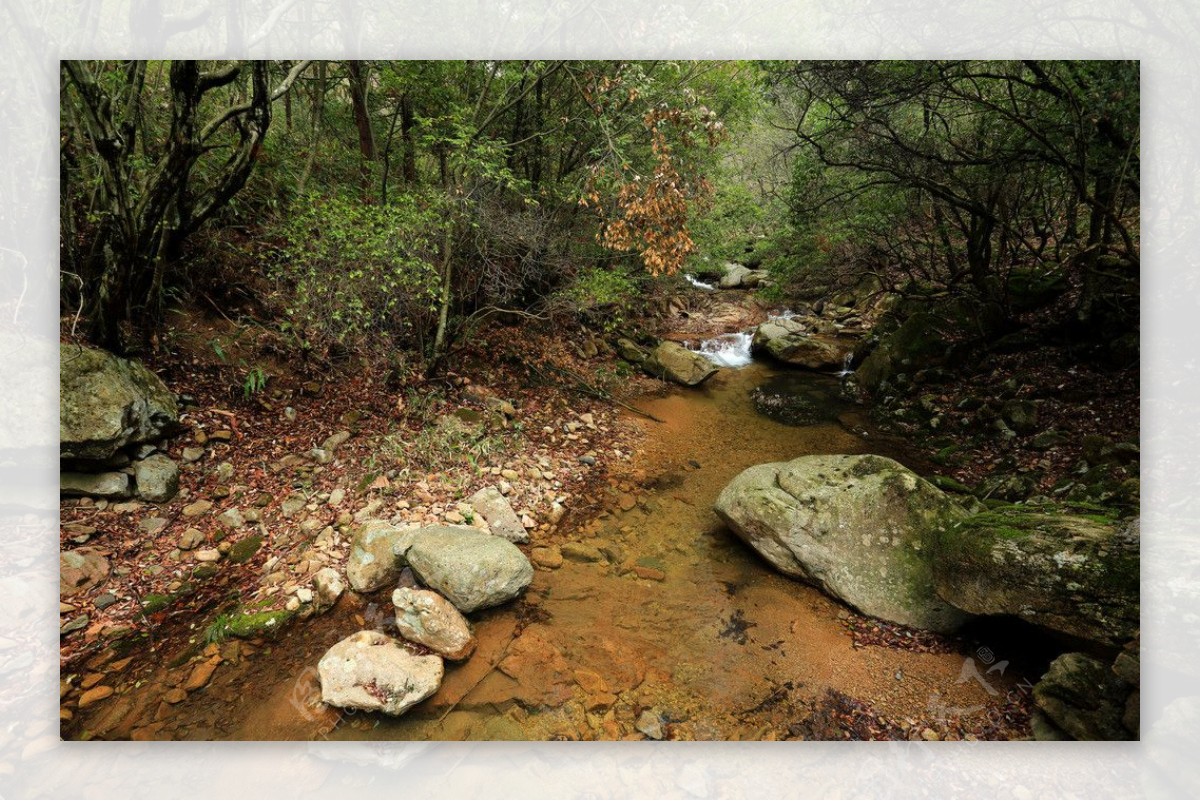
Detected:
left=301, top=359, right=1005, bottom=741
left=76, top=356, right=1015, bottom=741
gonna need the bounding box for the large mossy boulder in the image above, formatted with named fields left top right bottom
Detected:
left=854, top=311, right=948, bottom=393
left=752, top=316, right=805, bottom=350
left=718, top=263, right=751, bottom=288
left=644, top=341, right=719, bottom=386
left=60, top=343, right=179, bottom=461
left=615, top=338, right=649, bottom=364
left=714, top=454, right=970, bottom=633
left=931, top=506, right=1139, bottom=646
left=717, top=262, right=771, bottom=289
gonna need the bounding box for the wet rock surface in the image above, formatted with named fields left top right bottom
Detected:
left=392, top=587, right=477, bottom=661
left=644, top=341, right=720, bottom=386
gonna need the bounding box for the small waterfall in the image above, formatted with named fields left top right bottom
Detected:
left=684, top=274, right=716, bottom=290
left=837, top=352, right=854, bottom=377
left=688, top=332, right=754, bottom=368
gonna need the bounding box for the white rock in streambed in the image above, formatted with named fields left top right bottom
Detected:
left=317, top=630, right=443, bottom=716
left=392, top=587, right=476, bottom=661
left=346, top=520, right=413, bottom=592
left=468, top=485, right=528, bottom=543
left=313, top=567, right=345, bottom=612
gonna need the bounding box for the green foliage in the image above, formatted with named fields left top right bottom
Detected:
left=243, top=366, right=268, bottom=397
left=204, top=608, right=293, bottom=643
left=272, top=192, right=448, bottom=350
left=762, top=60, right=1139, bottom=324
left=554, top=266, right=640, bottom=332
left=202, top=611, right=235, bottom=644
left=689, top=181, right=765, bottom=263
left=139, top=593, right=171, bottom=615
left=564, top=266, right=638, bottom=309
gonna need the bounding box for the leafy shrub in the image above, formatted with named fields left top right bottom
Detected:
left=689, top=181, right=766, bottom=264
left=551, top=265, right=641, bottom=332
left=271, top=192, right=448, bottom=351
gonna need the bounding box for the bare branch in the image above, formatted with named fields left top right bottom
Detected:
left=200, top=59, right=312, bottom=141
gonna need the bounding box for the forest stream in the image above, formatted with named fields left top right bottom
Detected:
left=82, top=344, right=1028, bottom=742
left=55, top=57, right=1141, bottom=754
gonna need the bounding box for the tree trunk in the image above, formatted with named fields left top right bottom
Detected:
left=400, top=93, right=417, bottom=186
left=1076, top=173, right=1112, bottom=327
left=429, top=225, right=455, bottom=377
left=378, top=97, right=404, bottom=205
left=428, top=157, right=455, bottom=376
left=965, top=211, right=998, bottom=302
left=347, top=60, right=376, bottom=198
left=86, top=239, right=133, bottom=351
left=64, top=59, right=305, bottom=350
left=297, top=61, right=326, bottom=196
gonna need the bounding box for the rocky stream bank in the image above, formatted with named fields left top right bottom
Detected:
left=59, top=273, right=1139, bottom=741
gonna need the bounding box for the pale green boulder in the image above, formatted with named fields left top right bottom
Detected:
left=715, top=454, right=969, bottom=632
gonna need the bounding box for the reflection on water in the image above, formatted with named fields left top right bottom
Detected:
left=751, top=371, right=845, bottom=426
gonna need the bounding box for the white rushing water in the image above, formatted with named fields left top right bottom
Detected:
left=684, top=309, right=808, bottom=369
left=684, top=274, right=716, bottom=290
left=689, top=331, right=754, bottom=367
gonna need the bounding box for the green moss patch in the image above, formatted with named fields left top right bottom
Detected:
left=227, top=534, right=264, bottom=564
left=226, top=609, right=294, bottom=639
left=140, top=593, right=171, bottom=614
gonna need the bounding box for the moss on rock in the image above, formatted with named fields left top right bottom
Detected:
left=714, top=453, right=970, bottom=633
left=227, top=535, right=264, bottom=564
left=226, top=609, right=294, bottom=639
left=932, top=503, right=1138, bottom=646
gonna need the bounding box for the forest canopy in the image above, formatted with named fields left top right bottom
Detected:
left=59, top=59, right=1139, bottom=369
